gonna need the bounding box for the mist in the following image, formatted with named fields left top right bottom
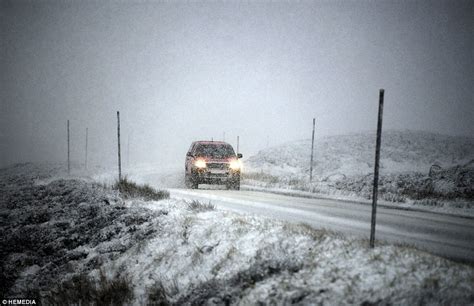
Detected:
left=1, top=0, right=472, bottom=169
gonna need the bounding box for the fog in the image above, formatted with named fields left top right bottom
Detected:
left=1, top=0, right=472, bottom=169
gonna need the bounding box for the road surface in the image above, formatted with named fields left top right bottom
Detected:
left=169, top=187, right=474, bottom=263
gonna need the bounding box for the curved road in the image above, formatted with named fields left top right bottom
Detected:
left=169, top=188, right=474, bottom=263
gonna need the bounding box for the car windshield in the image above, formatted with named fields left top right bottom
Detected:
left=194, top=144, right=235, bottom=158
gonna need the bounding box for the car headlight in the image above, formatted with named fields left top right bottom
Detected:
left=194, top=159, right=207, bottom=168
left=229, top=159, right=241, bottom=170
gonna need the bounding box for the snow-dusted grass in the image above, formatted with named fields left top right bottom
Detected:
left=1, top=163, right=473, bottom=305
left=105, top=199, right=474, bottom=305
left=244, top=130, right=474, bottom=215
left=112, top=176, right=170, bottom=201
left=185, top=199, right=216, bottom=212
left=47, top=271, right=133, bottom=305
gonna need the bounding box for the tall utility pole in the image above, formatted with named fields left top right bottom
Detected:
left=370, top=89, right=385, bottom=248
left=309, top=118, right=315, bottom=182
left=236, top=136, right=240, bottom=154
left=117, top=111, right=122, bottom=181
left=127, top=134, right=130, bottom=168
left=85, top=127, right=88, bottom=170
left=67, top=120, right=70, bottom=175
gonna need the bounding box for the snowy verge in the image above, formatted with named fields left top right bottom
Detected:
left=1, top=163, right=474, bottom=305
left=240, top=184, right=474, bottom=219
left=244, top=130, right=474, bottom=217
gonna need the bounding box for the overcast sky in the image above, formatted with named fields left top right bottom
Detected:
left=1, top=0, right=472, bottom=168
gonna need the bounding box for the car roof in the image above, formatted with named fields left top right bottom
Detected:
left=193, top=141, right=230, bottom=145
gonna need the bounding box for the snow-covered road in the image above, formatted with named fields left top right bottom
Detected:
left=169, top=188, right=474, bottom=263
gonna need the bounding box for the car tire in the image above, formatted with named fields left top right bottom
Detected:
left=185, top=174, right=198, bottom=189
left=191, top=175, right=199, bottom=189
left=184, top=174, right=191, bottom=188
left=227, top=177, right=240, bottom=190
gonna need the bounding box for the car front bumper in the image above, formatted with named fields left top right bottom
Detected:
left=192, top=168, right=240, bottom=184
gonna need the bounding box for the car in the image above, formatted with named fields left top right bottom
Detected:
left=185, top=141, right=243, bottom=190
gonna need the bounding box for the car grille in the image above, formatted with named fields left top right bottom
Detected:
left=207, top=163, right=228, bottom=170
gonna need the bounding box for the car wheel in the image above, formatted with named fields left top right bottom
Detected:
left=185, top=174, right=198, bottom=189
left=190, top=175, right=199, bottom=189
left=184, top=174, right=191, bottom=188
left=228, top=178, right=240, bottom=190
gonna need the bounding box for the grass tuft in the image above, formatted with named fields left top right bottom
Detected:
left=113, top=177, right=169, bottom=201
left=147, top=281, right=171, bottom=306
left=186, top=200, right=215, bottom=212
left=46, top=271, right=132, bottom=306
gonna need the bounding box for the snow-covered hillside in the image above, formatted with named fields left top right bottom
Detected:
left=2, top=163, right=474, bottom=305
left=244, top=130, right=474, bottom=209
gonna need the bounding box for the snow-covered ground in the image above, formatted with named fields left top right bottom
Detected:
left=1, top=163, right=474, bottom=305
left=244, top=130, right=474, bottom=215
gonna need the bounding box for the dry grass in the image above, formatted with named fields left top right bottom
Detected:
left=46, top=270, right=132, bottom=306
left=186, top=200, right=215, bottom=212
left=113, top=177, right=169, bottom=201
